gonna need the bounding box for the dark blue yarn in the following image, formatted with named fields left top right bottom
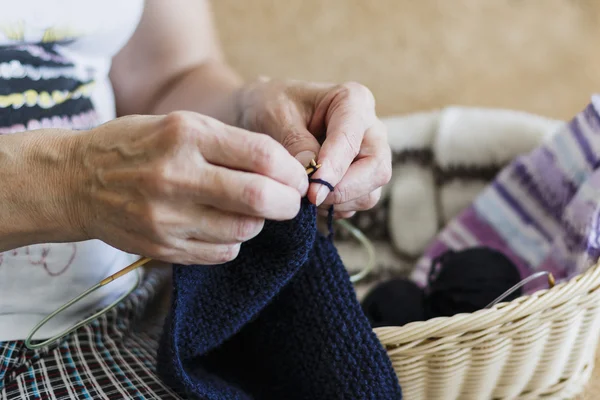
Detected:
left=157, top=197, right=403, bottom=399
left=308, top=177, right=334, bottom=192
left=309, top=177, right=335, bottom=240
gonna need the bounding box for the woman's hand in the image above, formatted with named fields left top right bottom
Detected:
left=237, top=78, right=392, bottom=219
left=72, top=112, right=308, bottom=265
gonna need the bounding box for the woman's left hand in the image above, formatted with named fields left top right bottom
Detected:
left=237, top=78, right=392, bottom=219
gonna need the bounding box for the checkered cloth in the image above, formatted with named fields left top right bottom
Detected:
left=0, top=268, right=184, bottom=400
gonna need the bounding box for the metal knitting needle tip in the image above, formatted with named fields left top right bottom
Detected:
left=310, top=159, right=317, bottom=167
left=484, top=270, right=555, bottom=309
left=305, top=167, right=315, bottom=174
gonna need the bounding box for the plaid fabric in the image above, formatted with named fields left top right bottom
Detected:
left=0, top=268, right=184, bottom=400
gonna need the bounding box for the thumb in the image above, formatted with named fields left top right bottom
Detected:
left=281, top=125, right=322, bottom=168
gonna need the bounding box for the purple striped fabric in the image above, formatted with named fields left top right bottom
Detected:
left=411, top=98, right=600, bottom=294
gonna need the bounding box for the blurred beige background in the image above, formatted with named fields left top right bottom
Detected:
left=212, top=0, right=600, bottom=121
left=212, top=1, right=600, bottom=397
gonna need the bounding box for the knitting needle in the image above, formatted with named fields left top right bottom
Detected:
left=305, top=163, right=321, bottom=175
left=484, top=271, right=556, bottom=309
left=99, top=256, right=152, bottom=286
left=98, top=160, right=323, bottom=288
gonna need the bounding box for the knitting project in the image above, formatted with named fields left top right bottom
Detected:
left=412, top=97, right=600, bottom=293
left=157, top=197, right=403, bottom=399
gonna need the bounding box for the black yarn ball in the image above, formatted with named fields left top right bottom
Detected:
left=361, top=278, right=426, bottom=327
left=424, top=247, right=522, bottom=318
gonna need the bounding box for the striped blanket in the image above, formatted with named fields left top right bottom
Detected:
left=412, top=98, right=600, bottom=293
left=337, top=100, right=600, bottom=296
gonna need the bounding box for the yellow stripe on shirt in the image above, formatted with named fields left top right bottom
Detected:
left=0, top=81, right=95, bottom=109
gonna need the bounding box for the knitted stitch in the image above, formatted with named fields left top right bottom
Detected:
left=157, top=197, right=402, bottom=399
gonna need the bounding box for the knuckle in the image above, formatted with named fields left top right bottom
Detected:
left=358, top=191, right=381, bottom=210
left=163, top=111, right=193, bottom=141
left=341, top=81, right=374, bottom=104
left=376, top=154, right=393, bottom=186
left=340, top=129, right=361, bottom=158
left=280, top=128, right=306, bottom=150
left=241, top=181, right=268, bottom=214
left=341, top=81, right=365, bottom=93
left=249, top=136, right=277, bottom=173
left=212, top=244, right=241, bottom=264
left=232, top=218, right=264, bottom=241
left=163, top=111, right=220, bottom=150
left=332, top=185, right=352, bottom=205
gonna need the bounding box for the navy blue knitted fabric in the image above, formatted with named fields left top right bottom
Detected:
left=157, top=198, right=402, bottom=399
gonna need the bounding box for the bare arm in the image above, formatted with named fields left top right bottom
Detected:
left=109, top=0, right=243, bottom=125
left=0, top=0, right=309, bottom=258
left=0, top=131, right=85, bottom=251
left=0, top=0, right=242, bottom=251
left=0, top=113, right=308, bottom=262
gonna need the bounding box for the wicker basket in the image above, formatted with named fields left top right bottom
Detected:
left=371, top=260, right=600, bottom=399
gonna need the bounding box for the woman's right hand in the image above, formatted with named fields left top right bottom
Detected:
left=71, top=111, right=309, bottom=265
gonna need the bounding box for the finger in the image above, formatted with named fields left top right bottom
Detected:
left=307, top=83, right=377, bottom=205
left=320, top=120, right=391, bottom=205
left=167, top=112, right=309, bottom=196
left=187, top=207, right=265, bottom=244
left=199, top=164, right=302, bottom=221
left=281, top=124, right=322, bottom=169
left=176, top=241, right=243, bottom=266
left=317, top=209, right=355, bottom=219
left=272, top=107, right=322, bottom=167
left=335, top=211, right=356, bottom=220
left=216, top=124, right=309, bottom=196
left=246, top=92, right=323, bottom=168
left=324, top=188, right=382, bottom=213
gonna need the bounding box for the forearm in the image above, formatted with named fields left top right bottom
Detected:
left=0, top=130, right=85, bottom=251
left=150, top=60, right=244, bottom=126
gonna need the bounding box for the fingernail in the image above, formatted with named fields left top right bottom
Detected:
left=298, top=177, right=309, bottom=196
left=295, top=151, right=316, bottom=168
left=316, top=185, right=330, bottom=206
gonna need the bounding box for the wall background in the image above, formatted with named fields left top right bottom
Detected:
left=212, top=0, right=600, bottom=120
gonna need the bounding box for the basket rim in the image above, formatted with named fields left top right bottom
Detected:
left=374, top=259, right=600, bottom=344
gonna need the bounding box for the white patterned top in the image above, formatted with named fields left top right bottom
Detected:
left=0, top=0, right=146, bottom=341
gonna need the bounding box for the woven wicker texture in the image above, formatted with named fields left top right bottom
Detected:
left=369, top=261, right=600, bottom=399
